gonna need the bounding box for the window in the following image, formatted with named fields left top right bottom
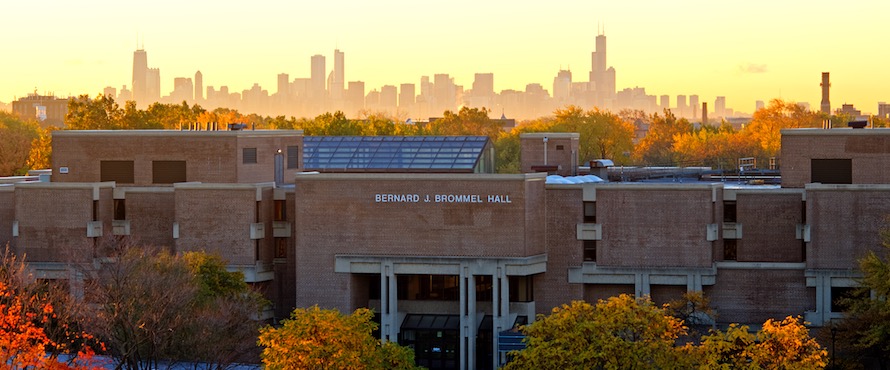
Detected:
left=273, top=200, right=286, bottom=221
left=556, top=144, right=564, bottom=150
left=509, top=276, right=534, bottom=302
left=287, top=145, right=300, bottom=169
left=274, top=238, right=287, bottom=259
left=243, top=148, right=258, bottom=164
left=723, top=239, right=737, bottom=261
left=811, top=159, right=852, bottom=184
left=723, top=201, right=737, bottom=223
left=583, top=201, right=596, bottom=223
left=100, top=160, right=134, bottom=184
left=583, top=240, right=597, bottom=262
left=152, top=160, right=186, bottom=184
left=831, top=287, right=864, bottom=312
left=113, top=199, right=126, bottom=220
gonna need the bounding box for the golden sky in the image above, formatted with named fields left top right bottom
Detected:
left=3, top=0, right=888, bottom=115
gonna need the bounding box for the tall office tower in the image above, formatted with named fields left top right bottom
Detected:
left=277, top=73, right=290, bottom=99
left=399, top=83, right=415, bottom=110
left=132, top=49, right=148, bottom=106
left=660, top=95, right=670, bottom=111
left=171, top=77, right=193, bottom=103
left=346, top=81, right=365, bottom=116
left=146, top=68, right=161, bottom=103
left=553, top=70, right=572, bottom=102
left=473, top=73, right=495, bottom=97
left=194, top=71, right=203, bottom=102
left=702, top=102, right=708, bottom=126
left=879, top=102, right=890, bottom=120
left=820, top=72, right=831, bottom=114
left=433, top=74, right=456, bottom=115
left=103, top=86, right=117, bottom=98
left=118, top=85, right=132, bottom=102
left=715, top=96, right=726, bottom=117
left=689, top=95, right=699, bottom=119
left=380, top=85, right=398, bottom=110
left=676, top=95, right=687, bottom=117
left=310, top=54, right=326, bottom=99
left=589, top=32, right=616, bottom=107
left=332, top=49, right=345, bottom=100
left=756, top=100, right=765, bottom=111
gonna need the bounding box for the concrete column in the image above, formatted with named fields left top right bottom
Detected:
left=380, top=261, right=397, bottom=342
left=494, top=267, right=510, bottom=369
left=687, top=273, right=703, bottom=292
left=460, top=264, right=476, bottom=370
left=635, top=273, right=651, bottom=297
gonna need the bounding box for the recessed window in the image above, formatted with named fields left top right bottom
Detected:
left=113, top=199, right=126, bottom=220
left=274, top=200, right=286, bottom=221
left=287, top=145, right=300, bottom=169
left=723, top=201, right=737, bottom=223
left=274, top=238, right=287, bottom=259
left=243, top=148, right=258, bottom=164
left=583, top=240, right=597, bottom=262
left=723, top=239, right=737, bottom=261
left=583, top=201, right=596, bottom=223
left=556, top=145, right=565, bottom=150
left=811, top=159, right=851, bottom=184
left=100, top=160, right=134, bottom=184
left=152, top=160, right=186, bottom=184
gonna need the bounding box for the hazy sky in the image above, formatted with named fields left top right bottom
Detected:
left=3, top=0, right=888, bottom=114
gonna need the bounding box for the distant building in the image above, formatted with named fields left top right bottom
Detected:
left=552, top=70, right=572, bottom=103
left=310, top=54, right=326, bottom=100
left=332, top=49, right=345, bottom=100
left=690, top=95, right=700, bottom=119
left=11, top=93, right=69, bottom=126
left=194, top=71, right=203, bottom=103
left=878, top=102, right=890, bottom=120
left=837, top=104, right=861, bottom=117
left=756, top=100, right=765, bottom=112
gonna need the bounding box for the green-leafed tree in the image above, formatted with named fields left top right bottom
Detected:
left=428, top=106, right=502, bottom=141
left=258, top=306, right=422, bottom=370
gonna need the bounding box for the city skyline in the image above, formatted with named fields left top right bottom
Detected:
left=4, top=0, right=889, bottom=116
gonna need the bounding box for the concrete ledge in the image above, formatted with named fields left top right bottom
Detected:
left=295, top=172, right=547, bottom=182
left=335, top=254, right=547, bottom=276
left=714, top=261, right=806, bottom=270
left=568, top=264, right=717, bottom=285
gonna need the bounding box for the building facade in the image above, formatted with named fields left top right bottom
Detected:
left=2, top=127, right=890, bottom=369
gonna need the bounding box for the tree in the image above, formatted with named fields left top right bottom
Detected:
left=65, top=94, right=123, bottom=130
left=0, top=111, right=40, bottom=176
left=84, top=240, right=266, bottom=369
left=695, top=317, right=827, bottom=370
left=0, top=246, right=104, bottom=369
left=829, top=224, right=890, bottom=368
left=428, top=107, right=502, bottom=141
left=504, top=295, right=689, bottom=370
left=742, top=99, right=823, bottom=162
left=633, top=110, right=693, bottom=166
left=258, top=306, right=421, bottom=370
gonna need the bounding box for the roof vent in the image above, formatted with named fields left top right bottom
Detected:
left=848, top=120, right=867, bottom=129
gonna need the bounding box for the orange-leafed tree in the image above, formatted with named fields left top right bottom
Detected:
left=0, top=247, right=105, bottom=369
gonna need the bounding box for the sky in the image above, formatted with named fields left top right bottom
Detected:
left=3, top=0, right=889, bottom=115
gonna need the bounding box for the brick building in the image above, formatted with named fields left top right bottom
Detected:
left=1, top=127, right=889, bottom=369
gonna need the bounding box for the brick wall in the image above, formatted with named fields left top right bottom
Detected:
left=174, top=185, right=262, bottom=265
left=736, top=191, right=804, bottom=262
left=596, top=185, right=718, bottom=268
left=125, top=190, right=175, bottom=248
left=707, top=269, right=812, bottom=324
left=293, top=174, right=545, bottom=310
left=0, top=188, right=14, bottom=249
left=807, top=185, right=890, bottom=269
left=536, top=186, right=584, bottom=314
left=781, top=129, right=890, bottom=188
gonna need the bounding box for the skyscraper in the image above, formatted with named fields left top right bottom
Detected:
left=715, top=96, right=726, bottom=117
left=553, top=70, right=572, bottom=103
left=332, top=49, right=345, bottom=100
left=589, top=31, right=616, bottom=107
left=310, top=54, right=326, bottom=99
left=132, top=49, right=148, bottom=106
left=689, top=95, right=699, bottom=119
left=194, top=71, right=203, bottom=102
